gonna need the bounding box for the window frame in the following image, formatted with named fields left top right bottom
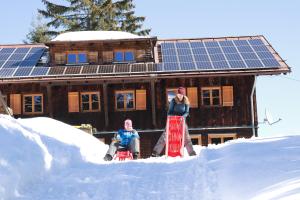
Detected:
left=208, top=133, right=237, bottom=145
left=115, top=90, right=135, bottom=111
left=23, top=94, right=43, bottom=115
left=201, top=86, right=222, bottom=107
left=80, top=91, right=101, bottom=112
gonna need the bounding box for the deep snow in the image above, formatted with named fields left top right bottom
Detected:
left=0, top=114, right=300, bottom=200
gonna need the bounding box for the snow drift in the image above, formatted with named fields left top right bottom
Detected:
left=0, top=114, right=300, bottom=200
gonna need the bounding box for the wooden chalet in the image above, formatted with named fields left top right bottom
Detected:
left=0, top=31, right=290, bottom=157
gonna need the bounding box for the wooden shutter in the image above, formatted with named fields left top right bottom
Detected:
left=10, top=94, right=21, bottom=115
left=102, top=51, right=113, bottom=63
left=88, top=52, right=98, bottom=64
left=68, top=92, right=79, bottom=112
left=54, top=53, right=66, bottom=64
left=136, top=89, right=146, bottom=110
left=222, top=86, right=233, bottom=106
left=187, top=87, right=198, bottom=108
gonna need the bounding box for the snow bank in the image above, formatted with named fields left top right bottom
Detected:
left=51, top=31, right=150, bottom=42
left=1, top=114, right=300, bottom=200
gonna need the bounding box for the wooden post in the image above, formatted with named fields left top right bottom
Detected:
left=46, top=84, right=53, bottom=118
left=103, top=83, right=109, bottom=128
left=150, top=80, right=157, bottom=128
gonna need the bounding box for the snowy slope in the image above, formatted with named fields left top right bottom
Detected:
left=0, top=114, right=300, bottom=200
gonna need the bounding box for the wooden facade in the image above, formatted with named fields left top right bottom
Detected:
left=0, top=33, right=290, bottom=158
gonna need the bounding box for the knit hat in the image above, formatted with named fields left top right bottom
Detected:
left=177, top=87, right=186, bottom=95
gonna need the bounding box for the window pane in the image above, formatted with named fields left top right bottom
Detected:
left=78, top=53, right=87, bottom=63
left=212, top=89, right=220, bottom=97
left=212, top=97, right=220, bottom=105
left=167, top=90, right=176, bottom=103
left=116, top=93, right=124, bottom=109
left=126, top=93, right=134, bottom=109
left=203, top=98, right=210, bottom=106
left=34, top=96, right=42, bottom=112
left=211, top=138, right=222, bottom=145
left=24, top=96, right=32, bottom=112
left=82, top=102, right=89, bottom=111
left=81, top=94, right=89, bottom=103
left=91, top=94, right=99, bottom=102
left=114, top=52, right=123, bottom=62
left=92, top=102, right=99, bottom=110
left=202, top=90, right=210, bottom=98
left=224, top=137, right=234, bottom=143
left=191, top=138, right=199, bottom=145
left=125, top=51, right=134, bottom=61
left=68, top=54, right=76, bottom=64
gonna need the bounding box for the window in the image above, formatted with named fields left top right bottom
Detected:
left=208, top=134, right=237, bottom=145
left=201, top=87, right=221, bottom=106
left=191, top=135, right=202, bottom=145
left=114, top=51, right=135, bottom=62
left=67, top=52, right=88, bottom=64
left=54, top=53, right=66, bottom=65
left=166, top=88, right=178, bottom=103
left=80, top=92, right=100, bottom=112
left=23, top=94, right=43, bottom=114
left=115, top=90, right=135, bottom=111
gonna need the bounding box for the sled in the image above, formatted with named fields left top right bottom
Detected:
left=114, top=147, right=133, bottom=161
left=165, top=116, right=185, bottom=157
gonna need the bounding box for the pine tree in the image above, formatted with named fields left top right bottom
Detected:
left=24, top=14, right=52, bottom=44
left=38, top=0, right=150, bottom=36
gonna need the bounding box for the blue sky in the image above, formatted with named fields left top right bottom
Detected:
left=0, top=0, right=299, bottom=136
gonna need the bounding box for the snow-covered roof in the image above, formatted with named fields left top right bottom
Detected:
left=51, top=31, right=150, bottom=42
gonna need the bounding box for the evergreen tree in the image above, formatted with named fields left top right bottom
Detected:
left=24, top=14, right=52, bottom=44
left=38, top=0, right=150, bottom=36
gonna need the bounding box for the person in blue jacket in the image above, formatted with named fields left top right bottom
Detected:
left=152, top=87, right=196, bottom=157
left=104, top=119, right=140, bottom=161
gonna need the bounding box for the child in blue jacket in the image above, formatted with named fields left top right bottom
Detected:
left=104, top=119, right=140, bottom=161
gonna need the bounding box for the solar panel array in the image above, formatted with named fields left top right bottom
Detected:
left=160, top=38, right=281, bottom=71
left=0, top=38, right=283, bottom=79
left=0, top=46, right=49, bottom=78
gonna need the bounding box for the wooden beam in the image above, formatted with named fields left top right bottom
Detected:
left=46, top=84, right=53, bottom=118
left=103, top=83, right=109, bottom=128
left=150, top=80, right=157, bottom=128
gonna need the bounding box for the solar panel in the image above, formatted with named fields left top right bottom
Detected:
left=2, top=60, right=21, bottom=68
left=64, top=66, right=82, bottom=75
left=222, top=46, right=238, bottom=54
left=81, top=65, right=98, bottom=74
left=244, top=59, right=264, bottom=68
left=204, top=41, right=219, bottom=48
left=0, top=53, right=12, bottom=60
left=163, top=55, right=178, bottom=63
left=175, top=42, right=190, bottom=49
left=209, top=54, right=226, bottom=62
left=228, top=60, right=246, bottom=68
left=240, top=52, right=258, bottom=60
left=212, top=61, right=230, bottom=69
left=194, top=54, right=210, bottom=62
left=9, top=53, right=26, bottom=60
left=236, top=45, right=254, bottom=53
left=206, top=47, right=222, bottom=54
left=14, top=67, right=32, bottom=76
left=248, top=39, right=264, bottom=46
left=115, top=64, right=130, bottom=73
left=148, top=63, right=163, bottom=72
left=178, top=55, right=193, bottom=63
left=0, top=68, right=15, bottom=77
left=190, top=42, right=205, bottom=48
left=131, top=63, right=147, bottom=73
left=191, top=48, right=207, bottom=55
left=219, top=40, right=234, bottom=47
left=98, top=65, right=114, bottom=74
left=0, top=48, right=15, bottom=53
left=161, top=48, right=177, bottom=56
left=161, top=42, right=175, bottom=49
left=164, top=63, right=180, bottom=71
left=48, top=67, right=66, bottom=75
left=196, top=62, right=213, bottom=70
left=30, top=67, right=49, bottom=76
left=233, top=40, right=249, bottom=46
left=14, top=48, right=30, bottom=54
left=261, top=59, right=280, bottom=67
left=180, top=62, right=196, bottom=70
